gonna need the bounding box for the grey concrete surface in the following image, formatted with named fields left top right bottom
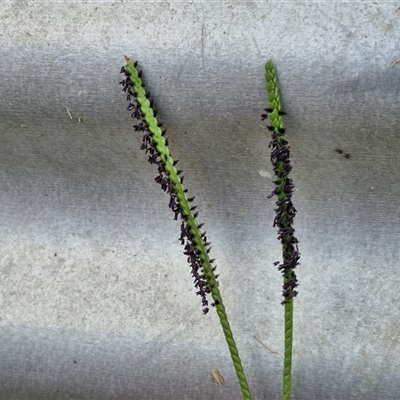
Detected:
left=1, top=1, right=400, bottom=399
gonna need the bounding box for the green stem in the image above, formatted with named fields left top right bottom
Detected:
left=282, top=299, right=293, bottom=400
left=123, top=56, right=251, bottom=400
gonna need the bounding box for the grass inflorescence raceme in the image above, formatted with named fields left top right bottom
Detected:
left=120, top=56, right=252, bottom=400
left=262, top=59, right=300, bottom=400
left=262, top=60, right=300, bottom=305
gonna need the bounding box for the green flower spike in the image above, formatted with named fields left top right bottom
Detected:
left=120, top=56, right=251, bottom=400
left=263, top=59, right=300, bottom=400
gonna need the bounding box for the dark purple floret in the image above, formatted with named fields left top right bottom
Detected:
left=133, top=122, right=147, bottom=132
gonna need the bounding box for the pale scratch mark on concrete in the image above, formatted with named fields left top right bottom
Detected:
left=254, top=335, right=278, bottom=354
left=390, top=57, right=400, bottom=68
left=252, top=36, right=263, bottom=59
left=62, top=104, right=73, bottom=119
left=137, top=305, right=200, bottom=366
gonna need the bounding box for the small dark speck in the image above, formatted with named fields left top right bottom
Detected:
left=344, top=153, right=351, bottom=159
left=73, top=360, right=77, bottom=364
left=54, top=253, right=57, bottom=257
left=335, top=148, right=343, bottom=154
left=26, top=32, right=32, bottom=37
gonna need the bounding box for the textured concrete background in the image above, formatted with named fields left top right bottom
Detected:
left=1, top=1, right=400, bottom=399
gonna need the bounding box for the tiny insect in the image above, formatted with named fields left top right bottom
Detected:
left=344, top=153, right=351, bottom=159
left=335, top=148, right=343, bottom=154
left=211, top=368, right=224, bottom=385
